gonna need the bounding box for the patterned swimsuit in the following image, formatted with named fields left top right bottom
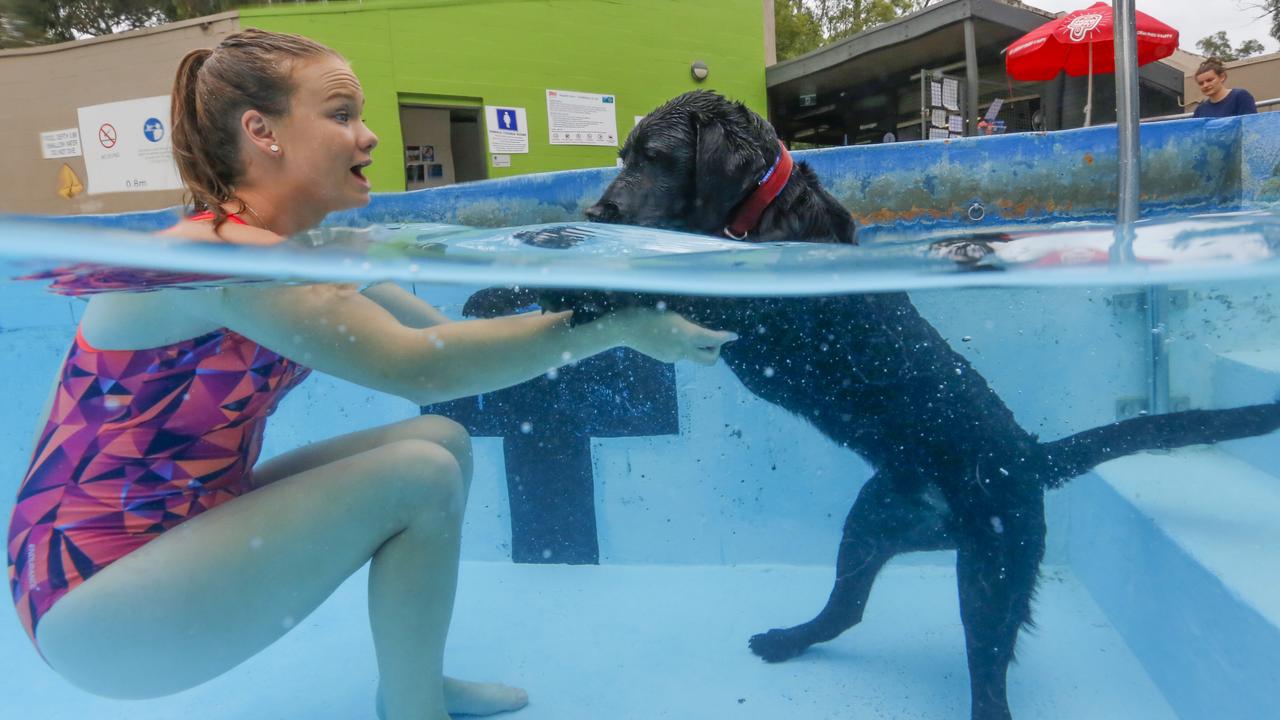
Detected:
left=7, top=214, right=311, bottom=649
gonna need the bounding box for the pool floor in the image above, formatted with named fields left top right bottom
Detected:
left=0, top=561, right=1173, bottom=719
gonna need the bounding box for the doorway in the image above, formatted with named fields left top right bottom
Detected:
left=399, top=103, right=488, bottom=190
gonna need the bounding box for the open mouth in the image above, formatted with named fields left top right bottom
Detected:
left=350, top=161, right=371, bottom=185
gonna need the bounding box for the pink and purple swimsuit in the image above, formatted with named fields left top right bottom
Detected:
left=7, top=213, right=311, bottom=649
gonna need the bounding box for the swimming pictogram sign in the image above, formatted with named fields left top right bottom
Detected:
left=98, top=123, right=117, bottom=149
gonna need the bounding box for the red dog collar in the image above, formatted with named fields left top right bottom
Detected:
left=724, top=140, right=793, bottom=240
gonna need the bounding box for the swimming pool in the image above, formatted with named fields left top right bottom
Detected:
left=2, top=115, right=1278, bottom=719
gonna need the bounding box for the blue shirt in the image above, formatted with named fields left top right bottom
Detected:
left=1193, top=88, right=1258, bottom=118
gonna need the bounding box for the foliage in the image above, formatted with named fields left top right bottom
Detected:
left=0, top=1, right=291, bottom=47
left=775, top=0, right=933, bottom=61
left=1196, top=30, right=1265, bottom=62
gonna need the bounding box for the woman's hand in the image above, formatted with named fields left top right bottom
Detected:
left=611, top=308, right=737, bottom=366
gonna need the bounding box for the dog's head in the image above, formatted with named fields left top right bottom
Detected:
left=586, top=91, right=796, bottom=237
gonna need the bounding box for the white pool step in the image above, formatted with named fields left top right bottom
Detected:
left=1212, top=349, right=1280, bottom=476
left=1069, top=448, right=1280, bottom=720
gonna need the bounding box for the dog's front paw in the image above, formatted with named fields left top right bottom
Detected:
left=749, top=628, right=807, bottom=663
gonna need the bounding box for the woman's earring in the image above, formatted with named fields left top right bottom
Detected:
left=269, top=144, right=280, bottom=153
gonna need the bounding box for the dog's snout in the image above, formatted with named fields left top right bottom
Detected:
left=585, top=201, right=621, bottom=223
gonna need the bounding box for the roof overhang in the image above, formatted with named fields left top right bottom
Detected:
left=766, top=0, right=1183, bottom=108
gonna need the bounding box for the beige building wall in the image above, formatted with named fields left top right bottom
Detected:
left=0, top=13, right=239, bottom=215
left=1183, top=51, right=1280, bottom=115
left=763, top=0, right=777, bottom=67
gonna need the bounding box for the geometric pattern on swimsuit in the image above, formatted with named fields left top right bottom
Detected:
left=7, top=325, right=310, bottom=649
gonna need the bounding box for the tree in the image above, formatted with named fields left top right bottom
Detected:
left=1238, top=38, right=1266, bottom=57
left=775, top=0, right=824, bottom=60
left=1196, top=30, right=1265, bottom=62
left=0, top=1, right=172, bottom=44
left=0, top=1, right=279, bottom=48
left=1242, top=0, right=1280, bottom=46
left=775, top=0, right=929, bottom=61
left=813, top=0, right=922, bottom=42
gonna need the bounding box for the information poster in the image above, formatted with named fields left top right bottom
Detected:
left=919, top=71, right=965, bottom=140
left=40, top=128, right=82, bottom=159
left=546, top=89, right=618, bottom=146
left=485, top=106, right=529, bottom=154
left=942, top=78, right=960, bottom=112
left=77, top=95, right=181, bottom=194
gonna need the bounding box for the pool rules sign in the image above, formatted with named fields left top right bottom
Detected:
left=77, top=95, right=182, bottom=194
left=546, top=90, right=618, bottom=146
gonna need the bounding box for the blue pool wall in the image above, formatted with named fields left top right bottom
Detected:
left=16, top=113, right=1280, bottom=235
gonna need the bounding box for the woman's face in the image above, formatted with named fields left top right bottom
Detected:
left=1195, top=69, right=1226, bottom=98
left=273, top=55, right=379, bottom=213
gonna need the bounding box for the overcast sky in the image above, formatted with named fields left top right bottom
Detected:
left=1021, top=0, right=1276, bottom=54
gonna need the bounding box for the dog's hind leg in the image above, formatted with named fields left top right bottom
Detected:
left=749, top=472, right=952, bottom=663
left=955, top=496, right=1046, bottom=720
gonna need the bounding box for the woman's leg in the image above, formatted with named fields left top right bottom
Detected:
left=252, top=415, right=527, bottom=715
left=37, top=437, right=463, bottom=720
left=249, top=415, right=475, bottom=492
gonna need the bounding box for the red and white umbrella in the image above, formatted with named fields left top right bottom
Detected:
left=1005, top=2, right=1179, bottom=125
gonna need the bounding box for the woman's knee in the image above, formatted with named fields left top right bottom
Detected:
left=374, top=438, right=466, bottom=524
left=401, top=414, right=473, bottom=482
left=414, top=415, right=472, bottom=460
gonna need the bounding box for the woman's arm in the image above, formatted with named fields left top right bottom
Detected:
left=359, top=282, right=452, bottom=329
left=188, top=282, right=732, bottom=405
left=1241, top=89, right=1258, bottom=115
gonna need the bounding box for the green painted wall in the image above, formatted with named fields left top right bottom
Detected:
left=242, top=0, right=767, bottom=192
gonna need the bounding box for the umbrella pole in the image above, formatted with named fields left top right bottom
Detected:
left=1085, top=46, right=1093, bottom=127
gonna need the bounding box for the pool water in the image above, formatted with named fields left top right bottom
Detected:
left=1, top=213, right=1278, bottom=720
left=2, top=116, right=1279, bottom=719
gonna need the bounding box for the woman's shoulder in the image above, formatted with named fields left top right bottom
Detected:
left=159, top=218, right=283, bottom=246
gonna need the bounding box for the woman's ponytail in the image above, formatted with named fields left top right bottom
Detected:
left=171, top=48, right=231, bottom=226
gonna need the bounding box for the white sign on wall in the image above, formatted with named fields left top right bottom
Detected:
left=546, top=89, right=618, bottom=146
left=40, top=128, right=82, bottom=159
left=484, top=106, right=529, bottom=154
left=77, top=95, right=182, bottom=194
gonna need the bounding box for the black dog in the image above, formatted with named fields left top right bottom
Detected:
left=489, top=91, right=1280, bottom=720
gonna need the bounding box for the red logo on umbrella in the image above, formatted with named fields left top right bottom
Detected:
left=1065, top=13, right=1104, bottom=42
left=98, top=123, right=118, bottom=149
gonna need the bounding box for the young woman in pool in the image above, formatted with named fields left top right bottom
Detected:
left=7, top=29, right=734, bottom=720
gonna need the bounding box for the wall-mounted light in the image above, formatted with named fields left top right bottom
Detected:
left=690, top=60, right=709, bottom=82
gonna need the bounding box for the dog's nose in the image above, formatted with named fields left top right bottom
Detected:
left=585, top=201, right=620, bottom=223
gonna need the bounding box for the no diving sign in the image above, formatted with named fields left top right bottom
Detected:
left=484, top=105, right=529, bottom=155
left=77, top=95, right=181, bottom=195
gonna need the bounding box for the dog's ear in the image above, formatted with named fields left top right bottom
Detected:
left=692, top=117, right=766, bottom=235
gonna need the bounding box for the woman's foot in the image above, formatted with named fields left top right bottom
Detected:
left=445, top=677, right=529, bottom=715
left=377, top=677, right=528, bottom=718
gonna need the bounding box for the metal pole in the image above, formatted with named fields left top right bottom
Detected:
left=1113, top=0, right=1169, bottom=414
left=1114, top=0, right=1140, bottom=225
left=964, top=19, right=980, bottom=135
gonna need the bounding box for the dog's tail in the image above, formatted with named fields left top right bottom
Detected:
left=1039, top=401, right=1280, bottom=487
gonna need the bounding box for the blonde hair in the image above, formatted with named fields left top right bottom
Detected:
left=170, top=29, right=340, bottom=227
